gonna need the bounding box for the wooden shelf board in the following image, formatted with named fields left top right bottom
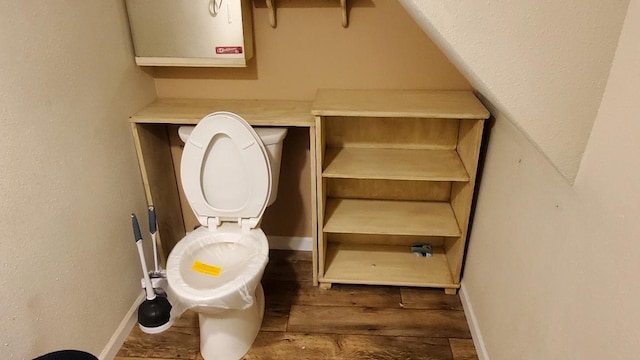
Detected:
left=312, top=89, right=490, bottom=119
left=322, top=243, right=456, bottom=288
left=130, top=98, right=314, bottom=127
left=323, top=147, right=470, bottom=181
left=323, top=198, right=461, bottom=237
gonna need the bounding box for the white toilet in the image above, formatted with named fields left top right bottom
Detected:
left=166, top=111, right=287, bottom=360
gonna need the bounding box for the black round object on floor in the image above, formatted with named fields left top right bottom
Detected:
left=138, top=295, right=172, bottom=328
left=34, top=350, right=97, bottom=360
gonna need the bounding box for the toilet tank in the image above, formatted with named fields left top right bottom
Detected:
left=253, top=127, right=288, bottom=206
left=178, top=126, right=287, bottom=206
left=125, top=0, right=254, bottom=67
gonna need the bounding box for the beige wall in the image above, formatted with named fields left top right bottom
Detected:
left=155, top=0, right=470, bottom=237
left=153, top=0, right=470, bottom=100
left=0, top=1, right=156, bottom=358
left=399, top=0, right=629, bottom=182
left=462, top=1, right=640, bottom=358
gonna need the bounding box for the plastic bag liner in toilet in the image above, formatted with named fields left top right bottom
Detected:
left=166, top=227, right=269, bottom=319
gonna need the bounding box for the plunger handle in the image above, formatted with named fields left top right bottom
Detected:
left=132, top=213, right=142, bottom=244
left=148, top=206, right=157, bottom=234
left=132, top=214, right=156, bottom=300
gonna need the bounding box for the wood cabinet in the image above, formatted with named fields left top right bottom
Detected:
left=311, top=89, right=489, bottom=294
left=130, top=91, right=489, bottom=293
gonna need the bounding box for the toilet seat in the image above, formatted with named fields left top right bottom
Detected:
left=167, top=226, right=269, bottom=310
left=181, top=111, right=271, bottom=230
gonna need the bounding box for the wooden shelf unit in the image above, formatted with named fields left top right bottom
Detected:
left=312, top=89, right=489, bottom=293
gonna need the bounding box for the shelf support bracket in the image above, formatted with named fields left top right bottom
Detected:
left=266, top=0, right=276, bottom=28
left=264, top=0, right=347, bottom=28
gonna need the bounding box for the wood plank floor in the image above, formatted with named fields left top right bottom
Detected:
left=116, top=250, right=477, bottom=360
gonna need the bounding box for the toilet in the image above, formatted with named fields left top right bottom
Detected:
left=166, top=111, right=287, bottom=360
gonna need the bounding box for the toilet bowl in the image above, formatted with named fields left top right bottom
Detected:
left=166, top=112, right=287, bottom=360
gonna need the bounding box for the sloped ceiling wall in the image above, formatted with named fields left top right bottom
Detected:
left=398, top=0, right=629, bottom=182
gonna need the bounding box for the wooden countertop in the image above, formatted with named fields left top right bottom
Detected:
left=312, top=89, right=490, bottom=119
left=130, top=98, right=315, bottom=126
left=130, top=90, right=489, bottom=127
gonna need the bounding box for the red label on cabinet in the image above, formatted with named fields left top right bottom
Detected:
left=215, top=46, right=243, bottom=54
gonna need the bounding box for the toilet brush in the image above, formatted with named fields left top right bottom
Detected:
left=131, top=213, right=172, bottom=334
left=148, top=205, right=160, bottom=275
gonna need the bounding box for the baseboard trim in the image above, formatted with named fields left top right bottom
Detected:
left=459, top=282, right=490, bottom=360
left=268, top=236, right=312, bottom=251
left=98, top=292, right=144, bottom=360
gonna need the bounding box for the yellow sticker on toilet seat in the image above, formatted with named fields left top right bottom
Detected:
left=191, top=260, right=221, bottom=277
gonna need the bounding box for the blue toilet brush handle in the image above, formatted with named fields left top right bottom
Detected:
left=148, top=205, right=159, bottom=273
left=132, top=214, right=156, bottom=301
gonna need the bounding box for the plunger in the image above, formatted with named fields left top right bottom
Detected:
left=131, top=213, right=172, bottom=334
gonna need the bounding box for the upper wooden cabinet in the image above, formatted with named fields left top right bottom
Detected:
left=312, top=89, right=489, bottom=294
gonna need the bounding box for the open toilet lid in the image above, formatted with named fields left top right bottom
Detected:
left=181, top=112, right=271, bottom=228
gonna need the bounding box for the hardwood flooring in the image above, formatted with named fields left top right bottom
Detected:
left=116, top=250, right=477, bottom=360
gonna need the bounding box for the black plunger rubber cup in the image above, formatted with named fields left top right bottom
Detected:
left=138, top=296, right=172, bottom=334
